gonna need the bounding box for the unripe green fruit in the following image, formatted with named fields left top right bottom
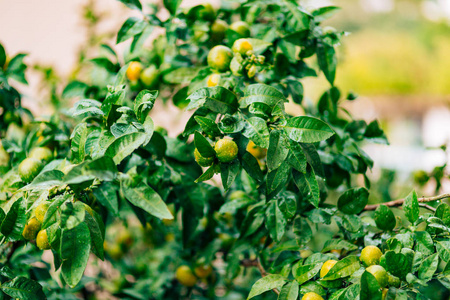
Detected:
left=210, top=19, right=228, bottom=41
left=207, top=45, right=233, bottom=72
left=229, top=21, right=251, bottom=37
left=29, top=147, right=53, bottom=162
left=360, top=245, right=382, bottom=267
left=18, top=158, right=44, bottom=183
left=214, top=139, right=238, bottom=163
left=194, top=148, right=214, bottom=167
left=36, top=229, right=51, bottom=250
left=366, top=265, right=388, bottom=287
left=22, top=217, right=41, bottom=240
left=140, top=65, right=159, bottom=88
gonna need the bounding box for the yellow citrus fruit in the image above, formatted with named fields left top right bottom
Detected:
left=246, top=140, right=266, bottom=159
left=229, top=21, right=251, bottom=37
left=207, top=45, right=233, bottom=72
left=117, top=230, right=133, bottom=247
left=302, top=292, right=324, bottom=300
left=194, top=265, right=213, bottom=278
left=165, top=233, right=175, bottom=242
left=35, top=202, right=50, bottom=223
left=214, top=139, right=238, bottom=163
left=140, top=65, right=159, bottom=88
left=232, top=38, right=253, bottom=55
left=29, top=147, right=53, bottom=162
left=194, top=148, right=215, bottom=167
left=207, top=74, right=221, bottom=87
left=366, top=265, right=388, bottom=288
left=210, top=19, right=228, bottom=41
left=300, top=249, right=313, bottom=258
left=175, top=265, right=197, bottom=287
left=360, top=245, right=382, bottom=267
left=36, top=229, right=51, bottom=250
left=320, top=259, right=338, bottom=277
left=126, top=61, right=143, bottom=81
left=18, top=158, right=44, bottom=183
left=22, top=217, right=41, bottom=240
left=105, top=242, right=123, bottom=260
left=229, top=190, right=246, bottom=200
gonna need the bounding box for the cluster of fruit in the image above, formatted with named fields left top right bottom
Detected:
left=126, top=61, right=160, bottom=90
left=303, top=245, right=399, bottom=300
left=175, top=264, right=213, bottom=287
left=22, top=202, right=51, bottom=250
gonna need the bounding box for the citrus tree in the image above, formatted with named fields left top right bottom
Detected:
left=0, top=1, right=449, bottom=299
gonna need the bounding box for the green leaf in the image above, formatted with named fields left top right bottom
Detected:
left=374, top=205, right=396, bottom=231
left=418, top=253, right=439, bottom=281
left=267, top=130, right=289, bottom=172
left=117, top=0, right=142, bottom=10
left=243, top=117, right=270, bottom=149
left=61, top=223, right=91, bottom=288
left=284, top=1, right=311, bottom=31
left=105, top=132, right=147, bottom=164
left=266, top=161, right=291, bottom=196
left=134, top=90, right=157, bottom=122
left=436, top=241, right=450, bottom=263
left=242, top=152, right=264, bottom=182
left=123, top=180, right=173, bottom=220
left=435, top=203, right=450, bottom=226
left=62, top=81, right=88, bottom=99
left=414, top=231, right=434, bottom=256
left=287, top=140, right=307, bottom=173
left=194, top=131, right=215, bottom=157
left=322, top=255, right=360, bottom=280
left=382, top=251, right=411, bottom=280
left=70, top=99, right=104, bottom=117
left=0, top=43, right=6, bottom=68
left=293, top=217, right=312, bottom=245
left=70, top=123, right=91, bottom=164
left=293, top=263, right=322, bottom=285
left=292, top=166, right=319, bottom=208
left=60, top=201, right=85, bottom=230
left=240, top=84, right=287, bottom=109
left=194, top=116, right=222, bottom=137
left=220, top=160, right=240, bottom=190
left=278, top=281, right=299, bottom=300
left=163, top=67, right=200, bottom=84
left=186, top=86, right=238, bottom=114
left=92, top=182, right=119, bottom=216
left=164, top=0, right=182, bottom=15
left=90, top=58, right=117, bottom=73
left=265, top=200, right=287, bottom=242
left=337, top=187, right=369, bottom=215
left=6, top=53, right=27, bottom=84
left=248, top=274, right=287, bottom=299
left=85, top=209, right=105, bottom=260
left=117, top=17, right=147, bottom=44
left=284, top=116, right=335, bottom=143
left=0, top=276, right=46, bottom=300
left=321, top=239, right=358, bottom=253
left=42, top=194, right=71, bottom=229
left=0, top=197, right=26, bottom=241
left=316, top=40, right=336, bottom=85
left=360, top=271, right=382, bottom=300
left=403, top=190, right=419, bottom=224
left=312, top=6, right=341, bottom=22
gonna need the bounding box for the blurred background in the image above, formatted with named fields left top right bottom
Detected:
left=0, top=0, right=449, bottom=198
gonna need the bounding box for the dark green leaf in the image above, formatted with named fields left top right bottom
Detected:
left=322, top=255, right=360, bottom=280
left=117, top=17, right=148, bottom=44
left=117, top=0, right=142, bottom=10
left=267, top=130, right=289, bottom=172
left=1, top=276, right=46, bottom=300
left=292, top=166, right=319, bottom=208
left=284, top=116, right=335, bottom=143
left=278, top=281, right=299, bottom=300
left=403, top=190, right=419, bottom=224
left=337, top=187, right=369, bottom=214
left=374, top=205, right=396, bottom=231
left=360, top=271, right=382, bottom=300
left=316, top=40, right=336, bottom=85
left=220, top=160, right=240, bottom=190
left=248, top=274, right=287, bottom=299
left=186, top=86, right=238, bottom=114
left=240, top=84, right=287, bottom=108
left=265, top=200, right=287, bottom=242
left=194, top=131, right=215, bottom=157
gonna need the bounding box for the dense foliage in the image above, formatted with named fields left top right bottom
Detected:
left=0, top=1, right=449, bottom=299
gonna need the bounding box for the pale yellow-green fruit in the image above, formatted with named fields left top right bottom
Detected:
left=366, top=265, right=388, bottom=288
left=360, top=245, right=383, bottom=267
left=206, top=74, right=221, bottom=87
left=194, top=148, right=214, bottom=167
left=301, top=292, right=324, bottom=300
left=232, top=38, right=253, bottom=55
left=229, top=21, right=251, bottom=37
left=36, top=229, right=51, bottom=250
left=214, top=139, right=238, bottom=163
left=175, top=265, right=197, bottom=287
left=207, top=45, right=233, bottom=72
left=320, top=259, right=338, bottom=277
left=22, top=217, right=41, bottom=240
left=18, top=158, right=43, bottom=182
left=29, top=147, right=53, bottom=162
left=35, top=202, right=50, bottom=223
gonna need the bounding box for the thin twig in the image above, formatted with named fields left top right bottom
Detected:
left=364, top=193, right=450, bottom=211
left=419, top=203, right=437, bottom=212
left=241, top=258, right=280, bottom=295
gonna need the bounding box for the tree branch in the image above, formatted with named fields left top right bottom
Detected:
left=241, top=258, right=280, bottom=295
left=364, top=193, right=450, bottom=211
